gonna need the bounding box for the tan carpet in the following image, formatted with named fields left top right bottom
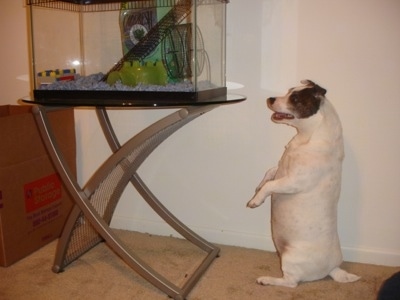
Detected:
left=0, top=230, right=398, bottom=300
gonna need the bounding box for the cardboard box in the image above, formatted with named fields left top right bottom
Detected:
left=0, top=105, right=76, bottom=267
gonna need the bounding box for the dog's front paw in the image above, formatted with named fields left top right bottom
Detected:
left=246, top=196, right=264, bottom=208
left=255, top=184, right=263, bottom=193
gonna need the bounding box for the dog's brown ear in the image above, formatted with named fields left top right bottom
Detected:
left=301, top=80, right=327, bottom=97
left=301, top=79, right=316, bottom=86
left=313, top=84, right=327, bottom=97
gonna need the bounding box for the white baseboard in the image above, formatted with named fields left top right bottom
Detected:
left=111, top=216, right=400, bottom=267
left=341, top=246, right=400, bottom=267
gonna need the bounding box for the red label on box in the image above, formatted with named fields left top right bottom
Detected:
left=24, top=173, right=62, bottom=213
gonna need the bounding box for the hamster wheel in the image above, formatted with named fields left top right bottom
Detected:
left=102, top=0, right=193, bottom=80
left=161, top=24, right=205, bottom=80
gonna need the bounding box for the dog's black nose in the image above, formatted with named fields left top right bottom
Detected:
left=268, top=97, right=276, bottom=104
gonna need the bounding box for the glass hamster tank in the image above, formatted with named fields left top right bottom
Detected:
left=26, top=0, right=229, bottom=104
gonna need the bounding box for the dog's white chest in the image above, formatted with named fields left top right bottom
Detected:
left=271, top=140, right=343, bottom=242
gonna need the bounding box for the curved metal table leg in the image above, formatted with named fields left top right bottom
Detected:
left=96, top=107, right=218, bottom=250
left=33, top=105, right=220, bottom=300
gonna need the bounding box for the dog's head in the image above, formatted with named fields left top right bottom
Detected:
left=267, top=80, right=327, bottom=126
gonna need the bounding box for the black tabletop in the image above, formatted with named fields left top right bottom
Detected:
left=22, top=93, right=246, bottom=108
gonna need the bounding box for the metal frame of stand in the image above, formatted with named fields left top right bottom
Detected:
left=32, top=104, right=222, bottom=300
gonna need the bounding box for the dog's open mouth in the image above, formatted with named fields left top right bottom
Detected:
left=272, top=112, right=295, bottom=120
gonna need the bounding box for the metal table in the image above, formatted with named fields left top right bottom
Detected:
left=23, top=94, right=245, bottom=299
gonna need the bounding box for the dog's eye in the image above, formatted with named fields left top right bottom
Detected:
left=290, top=94, right=299, bottom=103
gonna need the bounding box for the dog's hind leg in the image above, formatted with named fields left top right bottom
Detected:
left=256, top=274, right=298, bottom=288
left=329, top=267, right=361, bottom=283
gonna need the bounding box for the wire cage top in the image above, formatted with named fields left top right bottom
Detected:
left=26, top=0, right=229, bottom=12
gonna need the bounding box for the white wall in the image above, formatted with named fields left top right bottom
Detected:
left=2, top=0, right=399, bottom=267
left=0, top=0, right=31, bottom=102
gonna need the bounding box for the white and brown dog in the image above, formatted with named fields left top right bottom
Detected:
left=247, top=80, right=360, bottom=287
